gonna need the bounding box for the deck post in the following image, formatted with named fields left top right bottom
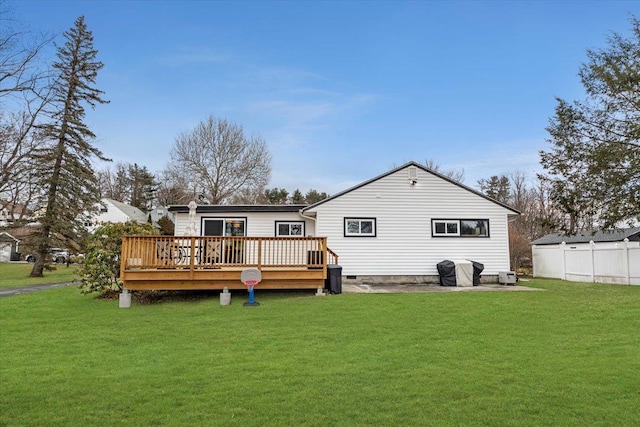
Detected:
left=120, top=237, right=128, bottom=287
left=189, top=236, right=196, bottom=279
left=119, top=288, right=131, bottom=308
left=257, top=237, right=262, bottom=269
left=220, top=287, right=231, bottom=305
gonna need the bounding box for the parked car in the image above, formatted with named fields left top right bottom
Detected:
left=25, top=248, right=69, bottom=264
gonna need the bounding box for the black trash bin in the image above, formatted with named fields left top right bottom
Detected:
left=10, top=252, right=21, bottom=262
left=470, top=260, right=484, bottom=285
left=325, top=264, right=342, bottom=294
left=437, top=260, right=457, bottom=286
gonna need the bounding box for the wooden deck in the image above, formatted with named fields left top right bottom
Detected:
left=120, top=236, right=338, bottom=291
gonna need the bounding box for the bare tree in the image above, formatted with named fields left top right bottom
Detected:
left=0, top=1, right=52, bottom=102
left=477, top=172, right=562, bottom=271
left=0, top=111, right=42, bottom=220
left=96, top=163, right=128, bottom=201
left=228, top=186, right=267, bottom=204
left=423, top=158, right=465, bottom=183
left=0, top=2, right=53, bottom=217
left=165, top=116, right=271, bottom=204
left=155, top=169, right=192, bottom=206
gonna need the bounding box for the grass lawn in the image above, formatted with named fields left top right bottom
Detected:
left=1, top=279, right=639, bottom=426
left=0, top=263, right=78, bottom=289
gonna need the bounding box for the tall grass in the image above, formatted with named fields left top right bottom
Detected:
left=1, top=279, right=639, bottom=426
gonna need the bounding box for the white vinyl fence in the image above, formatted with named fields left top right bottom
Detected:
left=532, top=239, right=639, bottom=285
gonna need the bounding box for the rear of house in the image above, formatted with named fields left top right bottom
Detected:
left=301, top=162, right=518, bottom=284
left=168, top=162, right=518, bottom=285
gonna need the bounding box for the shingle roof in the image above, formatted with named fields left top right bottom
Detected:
left=531, top=227, right=640, bottom=245
left=168, top=204, right=308, bottom=213
left=0, top=232, right=20, bottom=242
left=104, top=199, right=148, bottom=223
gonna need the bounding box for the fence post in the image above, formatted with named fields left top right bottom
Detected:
left=561, top=241, right=567, bottom=280
left=589, top=240, right=596, bottom=283
left=623, top=238, right=630, bottom=285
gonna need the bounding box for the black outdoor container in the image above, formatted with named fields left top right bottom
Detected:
left=437, top=260, right=457, bottom=286
left=471, top=260, right=484, bottom=285
left=325, top=264, right=343, bottom=294
left=307, top=250, right=324, bottom=269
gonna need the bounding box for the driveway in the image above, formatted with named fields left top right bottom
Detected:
left=0, top=282, right=75, bottom=298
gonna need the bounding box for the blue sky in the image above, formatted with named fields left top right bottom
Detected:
left=7, top=0, right=638, bottom=194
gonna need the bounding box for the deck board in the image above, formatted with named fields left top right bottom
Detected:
left=121, top=235, right=334, bottom=291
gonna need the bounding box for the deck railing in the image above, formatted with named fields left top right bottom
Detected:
left=121, top=235, right=337, bottom=272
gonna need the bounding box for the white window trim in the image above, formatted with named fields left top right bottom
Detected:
left=432, top=220, right=460, bottom=236
left=201, top=217, right=247, bottom=237
left=275, top=221, right=305, bottom=237
left=432, top=219, right=490, bottom=238
left=344, top=217, right=377, bottom=237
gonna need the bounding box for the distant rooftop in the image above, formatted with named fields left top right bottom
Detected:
left=531, top=227, right=640, bottom=245
left=168, top=205, right=308, bottom=213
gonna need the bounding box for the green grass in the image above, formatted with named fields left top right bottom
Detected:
left=0, top=262, right=78, bottom=289
left=1, top=279, right=639, bottom=426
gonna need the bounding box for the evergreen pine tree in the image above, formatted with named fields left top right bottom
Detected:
left=128, top=163, right=157, bottom=211
left=30, top=16, right=108, bottom=277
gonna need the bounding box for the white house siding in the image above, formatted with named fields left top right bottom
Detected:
left=306, top=166, right=513, bottom=277
left=87, top=199, right=147, bottom=233
left=0, top=242, right=11, bottom=262
left=95, top=201, right=131, bottom=224
left=174, top=211, right=314, bottom=237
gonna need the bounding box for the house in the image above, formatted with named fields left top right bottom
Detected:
left=532, top=227, right=640, bottom=284
left=0, top=232, right=21, bottom=262
left=0, top=201, right=29, bottom=226
left=86, top=199, right=149, bottom=232
left=160, top=162, right=519, bottom=286
left=149, top=206, right=174, bottom=224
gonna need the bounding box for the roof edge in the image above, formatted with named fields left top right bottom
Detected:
left=302, top=161, right=521, bottom=214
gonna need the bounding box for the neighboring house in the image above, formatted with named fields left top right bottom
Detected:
left=0, top=201, right=29, bottom=226
left=169, top=162, right=519, bottom=283
left=532, top=227, right=640, bottom=285
left=86, top=199, right=149, bottom=232
left=0, top=232, right=21, bottom=262
left=149, top=206, right=174, bottom=224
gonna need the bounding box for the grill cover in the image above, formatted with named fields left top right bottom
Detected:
left=437, top=259, right=484, bottom=286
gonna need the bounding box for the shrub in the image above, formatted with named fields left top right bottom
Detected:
left=77, top=221, right=157, bottom=295
left=157, top=214, right=175, bottom=235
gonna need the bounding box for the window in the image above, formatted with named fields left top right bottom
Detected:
left=344, top=217, right=376, bottom=237
left=275, top=221, right=305, bottom=236
left=202, top=218, right=246, bottom=236
left=432, top=219, right=489, bottom=237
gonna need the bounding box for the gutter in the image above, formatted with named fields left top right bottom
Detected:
left=298, top=209, right=317, bottom=236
